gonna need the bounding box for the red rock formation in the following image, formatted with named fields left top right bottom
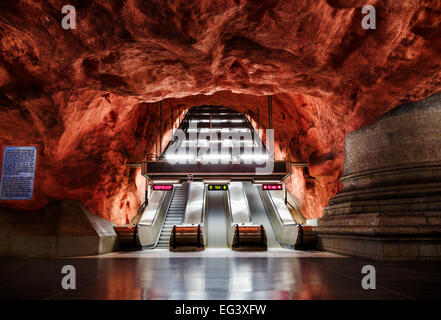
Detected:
left=1, top=1, right=441, bottom=224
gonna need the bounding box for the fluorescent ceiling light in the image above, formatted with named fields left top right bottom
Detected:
left=240, top=154, right=269, bottom=160
left=203, top=179, right=231, bottom=184
left=200, top=154, right=232, bottom=160
left=152, top=179, right=180, bottom=184
left=253, top=180, right=282, bottom=184
left=165, top=154, right=195, bottom=161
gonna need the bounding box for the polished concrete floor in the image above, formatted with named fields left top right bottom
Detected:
left=1, top=249, right=440, bottom=300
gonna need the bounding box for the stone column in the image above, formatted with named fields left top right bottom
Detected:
left=316, top=93, right=441, bottom=261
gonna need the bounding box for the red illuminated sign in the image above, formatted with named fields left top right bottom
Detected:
left=153, top=185, right=173, bottom=191
left=262, top=184, right=282, bottom=190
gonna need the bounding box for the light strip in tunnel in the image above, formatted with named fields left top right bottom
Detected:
left=203, top=179, right=231, bottom=184
left=200, top=154, right=232, bottom=161
left=180, top=140, right=255, bottom=147
left=240, top=154, right=269, bottom=160
left=186, top=128, right=251, bottom=133
left=181, top=139, right=253, bottom=143
left=165, top=154, right=195, bottom=161
left=152, top=179, right=180, bottom=184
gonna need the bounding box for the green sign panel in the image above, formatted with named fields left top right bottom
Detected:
left=208, top=184, right=228, bottom=191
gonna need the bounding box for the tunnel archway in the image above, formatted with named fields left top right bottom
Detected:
left=0, top=1, right=440, bottom=261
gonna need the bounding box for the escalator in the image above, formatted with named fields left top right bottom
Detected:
left=155, top=183, right=189, bottom=248
left=205, top=189, right=229, bottom=248
left=243, top=182, right=280, bottom=248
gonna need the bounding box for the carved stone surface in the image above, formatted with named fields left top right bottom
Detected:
left=316, top=93, right=441, bottom=261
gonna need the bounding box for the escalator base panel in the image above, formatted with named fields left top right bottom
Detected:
left=232, top=245, right=267, bottom=251
left=169, top=226, right=205, bottom=252
left=170, top=246, right=205, bottom=252
left=232, top=225, right=268, bottom=251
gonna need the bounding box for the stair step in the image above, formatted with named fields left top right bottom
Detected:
left=154, top=185, right=189, bottom=249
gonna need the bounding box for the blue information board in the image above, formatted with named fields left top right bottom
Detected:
left=0, top=146, right=37, bottom=200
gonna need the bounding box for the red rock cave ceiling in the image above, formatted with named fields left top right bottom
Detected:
left=1, top=1, right=441, bottom=224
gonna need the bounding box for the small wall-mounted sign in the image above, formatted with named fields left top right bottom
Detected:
left=0, top=146, right=37, bottom=200
left=262, top=184, right=282, bottom=190
left=152, top=184, right=173, bottom=191
left=208, top=184, right=228, bottom=191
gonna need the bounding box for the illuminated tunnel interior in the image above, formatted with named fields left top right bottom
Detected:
left=0, top=0, right=441, bottom=302
left=117, top=104, right=304, bottom=252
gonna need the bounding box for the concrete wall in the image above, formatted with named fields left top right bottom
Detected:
left=344, top=94, right=441, bottom=175
left=0, top=200, right=118, bottom=257
left=317, top=92, right=441, bottom=261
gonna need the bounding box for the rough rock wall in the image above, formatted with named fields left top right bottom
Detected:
left=1, top=0, right=441, bottom=224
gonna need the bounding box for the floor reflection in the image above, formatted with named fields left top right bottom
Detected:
left=99, top=257, right=336, bottom=300
left=1, top=253, right=440, bottom=300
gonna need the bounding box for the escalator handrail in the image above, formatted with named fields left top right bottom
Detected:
left=145, top=190, right=169, bottom=227
left=234, top=224, right=240, bottom=247
left=197, top=224, right=201, bottom=248
left=264, top=189, right=297, bottom=226
left=172, top=225, right=177, bottom=249
left=257, top=186, right=293, bottom=246
left=227, top=183, right=253, bottom=227
left=151, top=187, right=176, bottom=248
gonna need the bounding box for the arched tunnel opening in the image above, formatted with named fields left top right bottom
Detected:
left=0, top=0, right=441, bottom=302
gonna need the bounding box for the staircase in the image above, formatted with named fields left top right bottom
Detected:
left=155, top=183, right=189, bottom=248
